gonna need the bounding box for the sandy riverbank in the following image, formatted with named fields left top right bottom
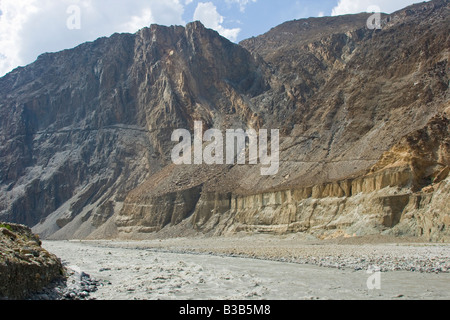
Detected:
left=41, top=234, right=450, bottom=300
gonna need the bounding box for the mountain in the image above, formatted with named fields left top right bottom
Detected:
left=0, top=0, right=448, bottom=241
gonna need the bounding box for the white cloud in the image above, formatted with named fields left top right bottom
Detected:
left=225, top=0, right=257, bottom=13
left=193, top=2, right=240, bottom=42
left=331, top=0, right=426, bottom=16
left=0, top=0, right=40, bottom=77
left=0, top=0, right=185, bottom=77
left=318, top=11, right=325, bottom=17
left=122, top=8, right=155, bottom=34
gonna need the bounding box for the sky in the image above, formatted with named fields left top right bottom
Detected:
left=0, top=0, right=427, bottom=77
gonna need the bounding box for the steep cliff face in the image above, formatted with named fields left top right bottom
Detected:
left=0, top=1, right=449, bottom=240
left=0, top=22, right=267, bottom=238
left=115, top=0, right=449, bottom=241
left=188, top=112, right=449, bottom=241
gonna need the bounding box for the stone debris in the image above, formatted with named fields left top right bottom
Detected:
left=28, top=264, right=100, bottom=301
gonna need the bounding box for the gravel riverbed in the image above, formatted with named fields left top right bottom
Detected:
left=108, top=235, right=450, bottom=273
left=39, top=235, right=450, bottom=300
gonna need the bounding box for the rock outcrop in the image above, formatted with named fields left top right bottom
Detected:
left=0, top=223, right=63, bottom=299
left=0, top=0, right=448, bottom=241
left=115, top=108, right=450, bottom=241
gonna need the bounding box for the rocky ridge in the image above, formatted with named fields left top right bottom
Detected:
left=114, top=0, right=450, bottom=241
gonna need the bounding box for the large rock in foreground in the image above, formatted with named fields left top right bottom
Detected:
left=0, top=223, right=63, bottom=299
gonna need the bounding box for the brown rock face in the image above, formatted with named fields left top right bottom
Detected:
left=203, top=113, right=449, bottom=241
left=0, top=1, right=449, bottom=240
left=0, top=22, right=267, bottom=238
left=0, top=223, right=63, bottom=299
left=370, top=114, right=450, bottom=190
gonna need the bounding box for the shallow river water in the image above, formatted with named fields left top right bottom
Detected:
left=42, top=241, right=450, bottom=300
